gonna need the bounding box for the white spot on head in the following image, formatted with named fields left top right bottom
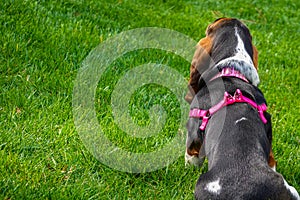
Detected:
left=283, top=178, right=300, bottom=200
left=205, top=178, right=221, bottom=195
left=235, top=117, right=248, bottom=124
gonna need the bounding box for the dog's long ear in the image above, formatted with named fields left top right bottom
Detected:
left=185, top=37, right=213, bottom=103
left=252, top=45, right=259, bottom=69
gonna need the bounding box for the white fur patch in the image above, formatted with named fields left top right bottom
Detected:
left=235, top=117, right=248, bottom=124
left=215, top=27, right=260, bottom=86
left=234, top=28, right=254, bottom=66
left=283, top=178, right=300, bottom=200
left=271, top=165, right=276, bottom=172
left=205, top=178, right=221, bottom=195
left=185, top=151, right=204, bottom=167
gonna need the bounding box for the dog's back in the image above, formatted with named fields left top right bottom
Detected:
left=193, top=82, right=299, bottom=200
left=195, top=165, right=296, bottom=200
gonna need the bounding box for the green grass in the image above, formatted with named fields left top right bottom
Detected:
left=1, top=0, right=299, bottom=199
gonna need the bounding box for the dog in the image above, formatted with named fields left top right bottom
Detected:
left=185, top=18, right=300, bottom=200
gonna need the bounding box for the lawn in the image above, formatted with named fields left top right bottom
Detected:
left=0, top=0, right=299, bottom=199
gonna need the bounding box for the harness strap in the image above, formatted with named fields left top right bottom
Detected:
left=189, top=89, right=267, bottom=131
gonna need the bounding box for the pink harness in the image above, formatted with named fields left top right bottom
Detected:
left=189, top=68, right=268, bottom=131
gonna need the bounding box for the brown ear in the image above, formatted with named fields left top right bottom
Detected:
left=185, top=36, right=213, bottom=103
left=252, top=45, right=258, bottom=69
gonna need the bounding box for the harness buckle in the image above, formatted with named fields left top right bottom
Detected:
left=199, top=111, right=211, bottom=131
left=234, top=89, right=242, bottom=101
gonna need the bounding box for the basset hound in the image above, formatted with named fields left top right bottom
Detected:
left=185, top=18, right=300, bottom=200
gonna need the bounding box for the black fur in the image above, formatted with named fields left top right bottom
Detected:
left=188, top=77, right=298, bottom=200
left=210, top=19, right=254, bottom=65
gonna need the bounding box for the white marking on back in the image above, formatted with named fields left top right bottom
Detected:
left=205, top=178, right=221, bottom=195
left=235, top=117, right=248, bottom=124
left=283, top=178, right=300, bottom=200
left=215, top=27, right=260, bottom=86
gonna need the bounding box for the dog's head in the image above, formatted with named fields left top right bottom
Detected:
left=185, top=18, right=258, bottom=103
left=185, top=18, right=259, bottom=166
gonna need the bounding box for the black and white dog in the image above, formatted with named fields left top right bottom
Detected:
left=185, top=18, right=299, bottom=200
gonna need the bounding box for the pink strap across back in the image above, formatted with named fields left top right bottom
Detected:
left=189, top=89, right=268, bottom=131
